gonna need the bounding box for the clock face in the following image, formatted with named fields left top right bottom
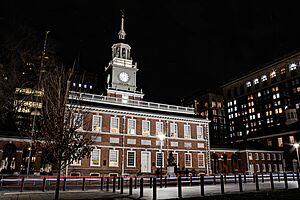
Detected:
left=119, top=72, right=129, bottom=83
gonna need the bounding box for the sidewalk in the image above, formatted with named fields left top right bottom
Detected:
left=0, top=190, right=140, bottom=200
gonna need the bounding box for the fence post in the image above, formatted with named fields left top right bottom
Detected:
left=190, top=175, right=192, bottom=186
left=253, top=173, right=256, bottom=183
left=82, top=177, right=85, bottom=191
left=297, top=172, right=300, bottom=189
left=42, top=177, right=46, bottom=192
left=113, top=176, right=116, bottom=192
left=177, top=176, right=182, bottom=198
left=239, top=174, right=243, bottom=192
left=200, top=175, right=204, bottom=196
left=120, top=177, right=124, bottom=194
left=150, top=177, right=153, bottom=188
left=293, top=172, right=295, bottom=181
left=284, top=172, right=288, bottom=189
left=153, top=177, right=157, bottom=200
left=213, top=174, right=216, bottom=185
left=261, top=173, right=264, bottom=183
left=164, top=176, right=167, bottom=188
left=234, top=174, right=237, bottom=184
left=106, top=177, right=109, bottom=191
left=244, top=173, right=247, bottom=183
left=63, top=177, right=66, bottom=191
left=20, top=177, right=24, bottom=192
left=134, top=176, right=137, bottom=189
left=140, top=178, right=144, bottom=198
left=129, top=177, right=133, bottom=195
left=220, top=174, right=224, bottom=194
left=118, top=176, right=121, bottom=190
left=100, top=176, right=104, bottom=190
left=224, top=174, right=227, bottom=184
left=270, top=173, right=274, bottom=190
left=255, top=174, right=259, bottom=191
left=278, top=172, right=280, bottom=182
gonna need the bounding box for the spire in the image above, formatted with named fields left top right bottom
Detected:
left=118, top=11, right=126, bottom=40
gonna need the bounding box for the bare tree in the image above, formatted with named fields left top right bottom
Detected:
left=34, top=66, right=94, bottom=200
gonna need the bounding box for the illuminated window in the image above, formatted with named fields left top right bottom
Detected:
left=257, top=92, right=261, bottom=97
left=256, top=164, right=260, bottom=172
left=197, top=125, right=204, bottom=140
left=110, top=117, right=119, bottom=133
left=262, top=164, right=266, bottom=172
left=156, top=122, right=164, bottom=135
left=198, top=153, right=205, bottom=168
left=248, top=152, right=253, bottom=160
left=109, top=150, right=119, bottom=167
left=90, top=149, right=100, bottom=167
left=266, top=153, right=271, bottom=160
left=185, top=153, right=192, bottom=168
left=261, top=153, right=265, bottom=160
left=92, top=115, right=102, bottom=132
left=278, top=137, right=283, bottom=147
left=184, top=124, right=191, bottom=139
left=255, top=153, right=259, bottom=160
left=246, top=81, right=251, bottom=87
left=142, top=120, right=150, bottom=135
left=270, top=71, right=276, bottom=78
left=289, top=63, right=297, bottom=71
left=170, top=123, right=178, bottom=138
left=127, top=119, right=136, bottom=134
left=253, top=78, right=259, bottom=84
left=289, top=135, right=295, bottom=143
left=261, top=75, right=267, bottom=81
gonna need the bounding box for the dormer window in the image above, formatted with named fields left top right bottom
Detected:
left=246, top=81, right=251, bottom=87
left=270, top=71, right=276, bottom=78
left=289, top=63, right=297, bottom=71
left=253, top=78, right=259, bottom=85
left=261, top=75, right=267, bottom=81
left=280, top=68, right=286, bottom=74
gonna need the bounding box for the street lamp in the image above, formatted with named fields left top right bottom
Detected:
left=294, top=143, right=300, bottom=172
left=158, top=133, right=165, bottom=188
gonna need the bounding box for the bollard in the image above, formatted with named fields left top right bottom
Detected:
left=284, top=173, right=288, bottom=189
left=63, top=177, right=66, bottom=191
left=297, top=172, right=300, bottom=189
left=220, top=175, right=224, bottom=194
left=293, top=172, right=295, bottom=181
left=120, top=177, right=124, bottom=194
left=255, top=174, right=259, bottom=191
left=177, top=176, right=182, bottom=198
left=140, top=178, right=144, bottom=197
left=224, top=174, right=227, bottom=184
left=261, top=173, right=264, bottom=183
left=253, top=173, right=256, bottom=183
left=278, top=173, right=280, bottom=182
left=200, top=175, right=204, bottom=196
left=42, top=177, right=46, bottom=192
left=234, top=174, right=237, bottom=184
left=134, top=176, right=137, bottom=189
left=270, top=173, right=274, bottom=190
left=213, top=174, right=216, bottom=185
left=113, top=177, right=116, bottom=192
left=118, top=176, right=121, bottom=190
left=106, top=177, right=109, bottom=191
left=190, top=175, right=193, bottom=186
left=82, top=177, right=85, bottom=191
left=153, top=177, right=157, bottom=200
left=244, top=173, right=247, bottom=183
left=100, top=176, right=104, bottom=190
left=150, top=177, right=153, bottom=188
left=129, top=177, right=133, bottom=195
left=164, top=176, right=167, bottom=188
left=20, top=177, right=24, bottom=192
left=239, top=174, right=243, bottom=192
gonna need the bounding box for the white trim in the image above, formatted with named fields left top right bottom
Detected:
left=90, top=149, right=101, bottom=167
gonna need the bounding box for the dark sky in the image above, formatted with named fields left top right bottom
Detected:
left=2, top=0, right=300, bottom=105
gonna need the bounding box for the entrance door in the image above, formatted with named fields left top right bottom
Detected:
left=141, top=151, right=151, bottom=173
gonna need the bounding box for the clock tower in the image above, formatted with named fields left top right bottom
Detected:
left=105, top=14, right=144, bottom=100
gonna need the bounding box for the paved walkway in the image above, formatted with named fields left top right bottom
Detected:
left=0, top=180, right=298, bottom=200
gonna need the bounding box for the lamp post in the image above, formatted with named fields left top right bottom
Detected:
left=294, top=143, right=300, bottom=172
left=158, top=134, right=165, bottom=188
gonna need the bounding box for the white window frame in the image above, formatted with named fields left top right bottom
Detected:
left=170, top=123, right=178, bottom=138
left=92, top=115, right=102, bottom=132
left=156, top=152, right=164, bottom=168
left=260, top=153, right=265, bottom=160
left=255, top=153, right=259, bottom=160
left=256, top=164, right=260, bottom=172
left=110, top=117, right=119, bottom=133
left=262, top=164, right=266, bottom=172
left=248, top=152, right=253, bottom=160
left=198, top=153, right=205, bottom=168
left=197, top=125, right=204, bottom=140
left=109, top=149, right=119, bottom=167
left=127, top=118, right=136, bottom=135
left=185, top=153, right=192, bottom=168
left=156, top=122, right=164, bottom=135
left=142, top=120, right=150, bottom=136
left=184, top=124, right=191, bottom=139
left=127, top=151, right=136, bottom=167
left=278, top=137, right=283, bottom=147
left=90, top=149, right=101, bottom=167
left=268, top=164, right=272, bottom=172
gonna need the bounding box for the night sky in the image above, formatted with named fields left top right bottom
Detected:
left=2, top=0, right=300, bottom=105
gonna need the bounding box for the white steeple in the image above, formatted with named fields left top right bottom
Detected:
left=118, top=14, right=126, bottom=40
